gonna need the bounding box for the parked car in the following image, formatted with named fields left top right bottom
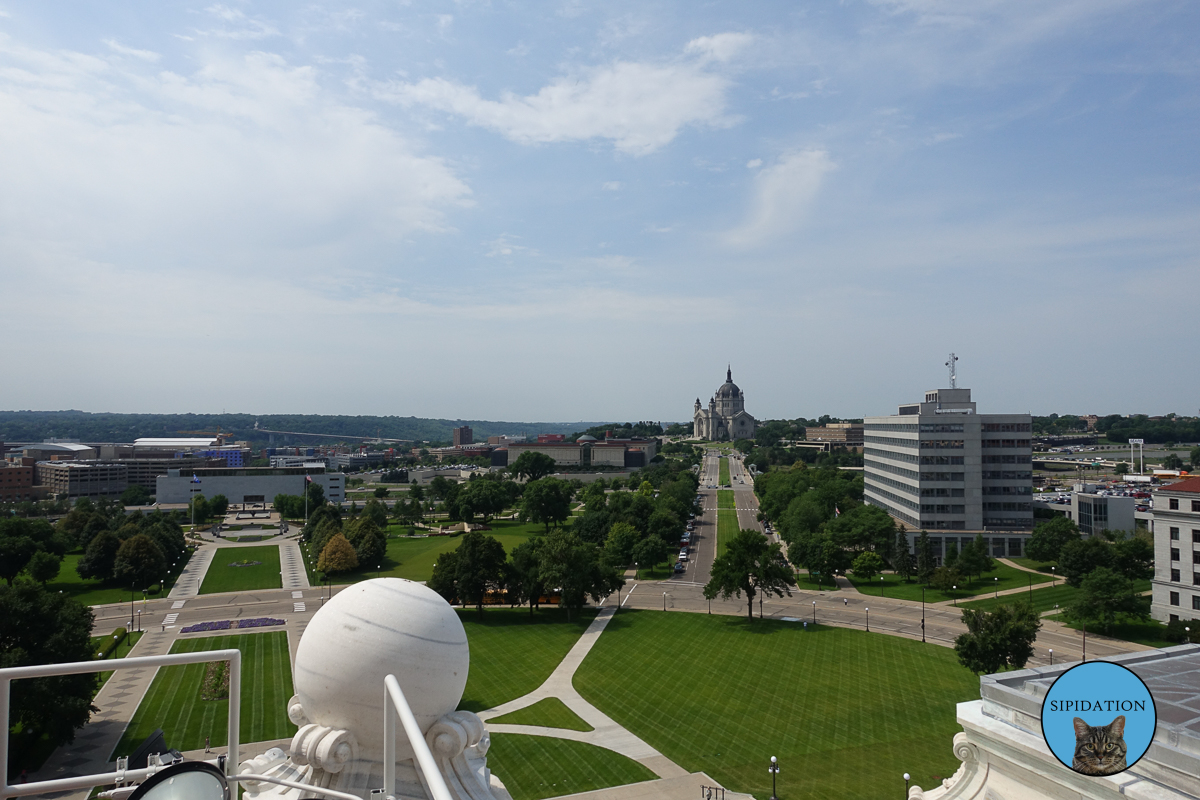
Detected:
left=673, top=562, right=685, bottom=573
left=679, top=550, right=689, bottom=561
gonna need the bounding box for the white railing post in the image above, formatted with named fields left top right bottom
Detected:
left=382, top=684, right=396, bottom=797
left=382, top=675, right=452, bottom=800
left=227, top=649, right=240, bottom=781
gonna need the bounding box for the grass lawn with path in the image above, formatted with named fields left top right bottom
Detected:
left=718, top=458, right=730, bottom=486
left=488, top=697, right=593, bottom=732
left=793, top=570, right=840, bottom=592
left=457, top=607, right=597, bottom=713
left=960, top=578, right=1150, bottom=615
left=45, top=551, right=191, bottom=607
left=486, top=734, right=656, bottom=800
left=1045, top=606, right=1175, bottom=649
left=573, top=609, right=977, bottom=800
left=113, top=631, right=295, bottom=758
left=200, top=545, right=282, bottom=594
left=846, top=562, right=1049, bottom=603
left=716, top=490, right=736, bottom=510
left=1009, top=557, right=1057, bottom=574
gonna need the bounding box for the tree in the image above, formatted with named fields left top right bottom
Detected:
left=954, top=602, right=1040, bottom=674
left=520, top=478, right=573, bottom=532
left=454, top=532, right=508, bottom=618
left=603, top=522, right=641, bottom=568
left=409, top=484, right=426, bottom=502
left=113, top=534, right=168, bottom=591
left=374, top=487, right=390, bottom=498
left=1112, top=534, right=1154, bottom=583
left=704, top=529, right=797, bottom=620
left=0, top=583, right=98, bottom=772
left=632, top=535, right=671, bottom=572
left=0, top=534, right=37, bottom=585
left=318, top=533, right=359, bottom=574
left=428, top=549, right=460, bottom=603
left=508, top=538, right=546, bottom=614
left=916, top=530, right=935, bottom=585
left=851, top=551, right=885, bottom=582
left=510, top=451, right=557, bottom=482
left=306, top=481, right=326, bottom=508
left=1059, top=537, right=1114, bottom=587
left=957, top=534, right=993, bottom=584
left=1025, top=516, right=1081, bottom=563
left=76, top=531, right=121, bottom=582
left=1163, top=453, right=1184, bottom=470
left=1191, top=445, right=1200, bottom=470
left=1067, top=566, right=1145, bottom=632
left=930, top=566, right=963, bottom=593
left=538, top=530, right=623, bottom=621
left=188, top=494, right=210, bottom=524
left=345, top=519, right=386, bottom=567
left=210, top=495, right=229, bottom=517
left=362, top=498, right=389, bottom=529
left=944, top=542, right=959, bottom=571
left=1113, top=462, right=1130, bottom=476
left=28, top=549, right=63, bottom=584
left=120, top=485, right=151, bottom=506
left=893, top=530, right=913, bottom=582
left=462, top=479, right=508, bottom=523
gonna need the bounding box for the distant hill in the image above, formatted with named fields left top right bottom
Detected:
left=0, top=410, right=608, bottom=447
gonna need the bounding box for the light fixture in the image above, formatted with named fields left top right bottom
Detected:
left=127, top=762, right=229, bottom=800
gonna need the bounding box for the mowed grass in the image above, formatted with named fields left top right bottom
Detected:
left=846, top=562, right=1051, bottom=602
left=961, top=578, right=1150, bottom=614
left=716, top=510, right=739, bottom=558
left=113, top=632, right=295, bottom=758
left=488, top=698, right=593, bottom=732
left=200, top=546, right=282, bottom=594
left=716, top=490, right=736, bottom=510
left=718, top=458, right=730, bottom=485
left=304, top=519, right=549, bottom=585
left=573, top=610, right=977, bottom=800
left=486, top=734, right=656, bottom=800
left=457, top=607, right=597, bottom=712
left=47, top=552, right=190, bottom=607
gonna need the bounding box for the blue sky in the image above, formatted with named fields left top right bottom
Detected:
left=2, top=1, right=1198, bottom=422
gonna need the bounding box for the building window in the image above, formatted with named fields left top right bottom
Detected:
left=1172, top=527, right=1181, bottom=540
left=1172, top=614, right=1180, bottom=622
left=1195, top=551, right=1200, bottom=565
left=1171, top=591, right=1180, bottom=606
left=1195, top=596, right=1200, bottom=611
left=1171, top=569, right=1180, bottom=582
left=1194, top=573, right=1200, bottom=586
left=1172, top=548, right=1180, bottom=561
left=1193, top=500, right=1200, bottom=512
left=1170, top=498, right=1179, bottom=510
left=1194, top=530, right=1200, bottom=543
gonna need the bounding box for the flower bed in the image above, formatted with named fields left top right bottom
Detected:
left=181, top=617, right=285, bottom=634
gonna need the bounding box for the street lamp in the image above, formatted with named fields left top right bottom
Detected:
left=812, top=600, right=816, bottom=625
left=768, top=756, right=779, bottom=800
left=663, top=591, right=667, bottom=611
left=904, top=772, right=911, bottom=798
left=866, top=607, right=870, bottom=632
left=994, top=577, right=998, bottom=599
left=921, top=587, right=926, bottom=643
left=1049, top=648, right=1054, bottom=665
left=952, top=585, right=957, bottom=607
left=1187, top=626, right=1192, bottom=644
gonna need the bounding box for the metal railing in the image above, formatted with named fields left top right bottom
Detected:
left=1, top=649, right=242, bottom=799
left=382, top=675, right=452, bottom=800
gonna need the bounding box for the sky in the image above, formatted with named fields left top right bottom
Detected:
left=2, top=1, right=1199, bottom=422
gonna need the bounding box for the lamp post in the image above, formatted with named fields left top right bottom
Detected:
left=866, top=607, right=870, bottom=632
left=1187, top=626, right=1191, bottom=644
left=759, top=593, right=763, bottom=619
left=812, top=600, right=816, bottom=625
left=1049, top=648, right=1054, bottom=665
left=921, top=587, right=926, bottom=643
left=136, top=609, right=142, bottom=633
left=634, top=561, right=638, bottom=580
left=1051, top=565, right=1055, bottom=587
left=994, top=577, right=998, bottom=599
left=1082, top=620, right=1087, bottom=662
left=1028, top=573, right=1033, bottom=601
left=904, top=772, right=911, bottom=798
left=952, top=585, right=957, bottom=607
left=768, top=756, right=779, bottom=800
left=663, top=592, right=667, bottom=611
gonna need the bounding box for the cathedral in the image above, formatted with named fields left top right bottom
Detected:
left=693, top=367, right=758, bottom=441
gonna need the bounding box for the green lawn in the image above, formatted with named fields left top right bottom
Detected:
left=718, top=458, right=730, bottom=485
left=488, top=698, right=593, bottom=732
left=716, top=490, right=736, bottom=510
left=573, top=610, right=977, bottom=800
left=113, top=632, right=295, bottom=758
left=304, top=519, right=549, bottom=586
left=1008, top=557, right=1057, bottom=574
left=1046, top=607, right=1176, bottom=649
left=457, top=607, right=597, bottom=713
left=960, top=578, right=1151, bottom=615
left=716, top=510, right=739, bottom=558
left=199, top=546, right=283, bottom=594
left=486, top=734, right=656, bottom=800
left=794, top=570, right=840, bottom=592
left=45, top=551, right=191, bottom=607
left=846, top=562, right=1052, bottom=603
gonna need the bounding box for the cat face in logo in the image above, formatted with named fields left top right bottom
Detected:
left=1072, top=715, right=1127, bottom=776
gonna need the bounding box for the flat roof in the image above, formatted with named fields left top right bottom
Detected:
left=134, top=438, right=219, bottom=447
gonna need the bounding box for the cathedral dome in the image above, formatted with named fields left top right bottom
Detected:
left=715, top=366, right=740, bottom=398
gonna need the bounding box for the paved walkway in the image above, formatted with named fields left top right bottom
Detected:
left=478, top=607, right=688, bottom=780
left=168, top=546, right=216, bottom=599
left=279, top=541, right=310, bottom=589
left=545, top=772, right=751, bottom=800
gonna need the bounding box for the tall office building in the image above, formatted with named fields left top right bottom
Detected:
left=452, top=426, right=473, bottom=446
left=864, top=386, right=1033, bottom=534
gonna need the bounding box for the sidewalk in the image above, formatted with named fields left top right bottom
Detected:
left=478, top=607, right=688, bottom=780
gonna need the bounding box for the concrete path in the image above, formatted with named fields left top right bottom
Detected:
left=279, top=541, right=310, bottom=589
left=545, top=771, right=751, bottom=800
left=478, top=607, right=688, bottom=780
left=929, top=576, right=1058, bottom=607
left=168, top=545, right=216, bottom=599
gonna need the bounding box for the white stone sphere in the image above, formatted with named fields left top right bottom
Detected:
left=293, top=578, right=469, bottom=756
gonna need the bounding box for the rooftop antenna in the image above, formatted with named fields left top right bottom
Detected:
left=945, top=353, right=959, bottom=389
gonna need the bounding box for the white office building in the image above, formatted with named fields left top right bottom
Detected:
left=864, top=386, right=1033, bottom=557
left=1150, top=476, right=1200, bottom=624
left=156, top=466, right=344, bottom=506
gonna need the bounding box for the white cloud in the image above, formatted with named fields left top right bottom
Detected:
left=602, top=181, right=621, bottom=190
left=724, top=150, right=836, bottom=246
left=746, top=158, right=762, bottom=168
left=0, top=40, right=471, bottom=281
left=103, top=39, right=160, bottom=61
left=197, top=4, right=280, bottom=40
left=685, top=32, right=753, bottom=63
left=378, top=57, right=736, bottom=156
left=485, top=234, right=537, bottom=258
